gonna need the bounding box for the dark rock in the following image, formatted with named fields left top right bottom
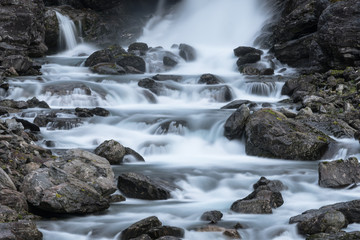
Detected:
left=0, top=220, right=43, bottom=240
left=297, top=210, right=347, bottom=235
left=43, top=83, right=92, bottom=96
left=34, top=113, right=83, bottom=130
left=26, top=97, right=50, bottom=109
left=91, top=107, right=110, bottom=117
left=319, top=157, right=360, bottom=188
left=21, top=149, right=116, bottom=214
left=154, top=120, right=187, bottom=135
left=14, top=118, right=40, bottom=132
left=0, top=168, right=16, bottom=191
left=260, top=68, right=274, bottom=75
left=0, top=100, right=28, bottom=109
left=115, top=55, right=146, bottom=73
left=44, top=9, right=59, bottom=53
left=90, top=63, right=126, bottom=75
left=109, top=194, right=126, bottom=203
left=129, top=234, right=151, bottom=240
left=0, top=189, right=29, bottom=213
left=239, top=65, right=260, bottom=75
left=179, top=44, right=196, bottom=61
left=163, top=56, right=178, bottom=67
left=200, top=210, right=223, bottom=223
left=306, top=231, right=360, bottom=240
left=75, top=107, right=110, bottom=117
left=245, top=108, right=331, bottom=160
left=194, top=225, right=241, bottom=239
left=120, top=216, right=162, bottom=240
left=138, top=78, right=164, bottom=95
left=117, top=172, right=176, bottom=200
left=221, top=100, right=251, bottom=109
left=224, top=105, right=250, bottom=140
left=233, top=46, right=263, bottom=58
left=236, top=53, right=261, bottom=67
left=231, top=177, right=284, bottom=214
left=147, top=226, right=184, bottom=239
left=84, top=45, right=127, bottom=67
left=198, top=74, right=223, bottom=85
left=128, top=42, right=149, bottom=55
left=200, top=85, right=233, bottom=102
left=279, top=108, right=297, bottom=118
left=0, top=204, right=18, bottom=223
left=124, top=147, right=145, bottom=162
left=152, top=74, right=182, bottom=82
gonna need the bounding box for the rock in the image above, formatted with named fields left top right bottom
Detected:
left=44, top=9, right=59, bottom=53
left=154, top=120, right=187, bottom=135
left=117, top=172, right=176, bottom=200
left=0, top=168, right=16, bottom=191
left=306, top=231, right=360, bottom=240
left=198, top=74, right=223, bottom=85
left=260, top=68, right=274, bottom=75
left=43, top=83, right=92, bottom=96
left=319, top=157, right=360, bottom=188
left=75, top=107, right=110, bottom=117
left=239, top=65, right=260, bottom=75
left=194, top=225, right=241, bottom=239
left=297, top=210, right=347, bottom=235
left=26, top=97, right=50, bottom=108
left=21, top=149, right=116, bottom=214
left=115, top=55, right=146, bottom=73
left=95, top=139, right=144, bottom=164
left=231, top=177, right=284, bottom=214
left=138, top=78, right=164, bottom=95
left=224, top=105, right=250, bottom=140
left=124, top=147, right=145, bottom=162
left=236, top=53, right=261, bottom=67
left=109, top=194, right=126, bottom=203
left=91, top=107, right=110, bottom=117
left=85, top=45, right=127, bottom=67
left=298, top=107, right=313, bottom=117
left=290, top=200, right=360, bottom=226
left=0, top=99, right=28, bottom=109
left=14, top=118, right=40, bottom=132
left=233, top=46, right=263, bottom=58
left=221, top=100, right=251, bottom=109
left=179, top=43, right=196, bottom=61
left=120, top=216, right=162, bottom=240
left=129, top=234, right=152, bottom=240
left=245, top=108, right=331, bottom=160
left=152, top=74, right=182, bottom=82
left=34, top=113, right=83, bottom=130
left=90, top=63, right=126, bottom=75
left=163, top=56, right=178, bottom=67
left=0, top=204, right=18, bottom=223
left=128, top=42, right=149, bottom=55
left=200, top=210, right=223, bottom=223
left=0, top=189, right=29, bottom=213
left=200, top=85, right=233, bottom=102
left=0, top=220, right=43, bottom=240
left=279, top=108, right=297, bottom=118
left=1, top=55, right=39, bottom=75
left=147, top=226, right=185, bottom=239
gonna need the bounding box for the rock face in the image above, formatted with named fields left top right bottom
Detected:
left=271, top=0, right=360, bottom=71
left=0, top=220, right=43, bottom=240
left=307, top=231, right=360, bottom=240
left=120, top=216, right=184, bottom=240
left=21, top=149, right=116, bottom=214
left=318, top=157, right=360, bottom=188
left=224, top=105, right=250, bottom=140
left=290, top=200, right=360, bottom=236
left=245, top=108, right=331, bottom=160
left=117, top=172, right=176, bottom=200
left=231, top=177, right=285, bottom=214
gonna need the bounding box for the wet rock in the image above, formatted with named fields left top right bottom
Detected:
left=0, top=100, right=28, bottom=110
left=109, top=194, right=126, bottom=203
left=128, top=42, right=149, bottom=56
left=224, top=105, right=250, bottom=140
left=43, top=83, right=92, bottom=96
left=260, top=68, right=274, bottom=75
left=194, top=225, right=241, bottom=239
left=163, top=56, right=178, bottom=67
left=239, top=65, right=261, bottom=75
left=26, top=97, right=50, bottom=109
left=0, top=220, right=43, bottom=240
left=231, top=177, right=284, bottom=214
left=179, top=44, right=196, bottom=61
left=116, top=55, right=146, bottom=73
left=85, top=45, right=127, bottom=67
left=120, top=216, right=162, bottom=240
left=117, top=172, right=176, bottom=200
left=200, top=210, right=223, bottom=224
left=44, top=8, right=59, bottom=53
left=129, top=234, right=152, bottom=240
left=290, top=200, right=360, bottom=227
left=34, top=113, right=83, bottom=130
left=154, top=120, right=187, bottom=135
left=0, top=189, right=29, bottom=213
left=75, top=107, right=110, bottom=117
left=14, top=118, right=40, bottom=132
left=147, top=226, right=185, bottom=239
left=198, top=74, right=223, bottom=85
left=279, top=108, right=297, bottom=118
left=233, top=46, right=263, bottom=58
left=221, top=100, right=251, bottom=109
left=95, top=139, right=144, bottom=164
left=306, top=231, right=360, bottom=240
left=2, top=55, right=40, bottom=75
left=90, top=63, right=126, bottom=75
left=21, top=149, right=116, bottom=214
left=245, top=108, right=331, bottom=160
left=200, top=85, right=233, bottom=102
left=138, top=78, right=164, bottom=95
left=152, top=74, right=182, bottom=82
left=319, top=157, right=360, bottom=188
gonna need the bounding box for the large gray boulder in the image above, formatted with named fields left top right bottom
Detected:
left=21, top=149, right=116, bottom=214
left=318, top=157, right=360, bottom=188
left=245, top=108, right=331, bottom=160
left=224, top=105, right=250, bottom=140
left=0, top=220, right=43, bottom=240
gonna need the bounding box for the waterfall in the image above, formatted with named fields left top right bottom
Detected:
left=55, top=11, right=79, bottom=50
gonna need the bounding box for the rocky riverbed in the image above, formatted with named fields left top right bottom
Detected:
left=1, top=0, right=360, bottom=239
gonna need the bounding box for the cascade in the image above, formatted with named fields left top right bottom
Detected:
left=55, top=11, right=80, bottom=50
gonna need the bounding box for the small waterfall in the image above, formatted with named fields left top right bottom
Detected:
left=55, top=11, right=79, bottom=50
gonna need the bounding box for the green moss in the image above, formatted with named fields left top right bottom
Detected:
left=335, top=159, right=344, bottom=163
left=317, top=136, right=328, bottom=142
left=333, top=121, right=339, bottom=125
left=56, top=193, right=62, bottom=198
left=329, top=69, right=344, bottom=76
left=276, top=117, right=283, bottom=121
left=263, top=109, right=277, bottom=115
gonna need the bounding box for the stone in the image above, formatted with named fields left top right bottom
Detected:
left=26, top=97, right=50, bottom=108
left=147, top=226, right=184, bottom=239
left=90, top=63, right=126, bottom=75
left=306, top=231, right=360, bottom=240
left=115, top=55, right=146, bottom=73
left=179, top=43, right=196, bottom=61
left=14, top=118, right=40, bottom=132
left=138, top=78, right=164, bottom=95
left=224, top=105, right=250, bottom=140
left=0, top=189, right=28, bottom=213
left=319, top=157, right=360, bottom=188
left=120, top=216, right=162, bottom=240
left=233, top=46, right=263, bottom=57
left=198, top=74, right=223, bottom=85
left=128, top=42, right=149, bottom=55
left=221, top=100, right=251, bottom=109
left=0, top=168, right=16, bottom=190
left=200, top=210, right=223, bottom=223
left=117, top=172, right=176, bottom=200
left=163, top=56, right=178, bottom=67
left=0, top=220, right=42, bottom=240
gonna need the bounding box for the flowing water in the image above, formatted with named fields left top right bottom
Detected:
left=2, top=1, right=360, bottom=240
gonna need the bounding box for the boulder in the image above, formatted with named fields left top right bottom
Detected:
left=200, top=85, right=233, bottom=102
left=84, top=45, right=127, bottom=67
left=233, top=46, right=263, bottom=58
left=0, top=220, right=42, bottom=240
left=26, top=97, right=50, bottom=108
left=152, top=74, right=182, bottom=82
left=120, top=216, right=162, bottom=240
left=117, top=172, right=176, bottom=200
left=194, top=225, right=241, bottom=239
left=0, top=99, right=28, bottom=109
left=306, top=231, right=360, bottom=240
left=147, top=226, right=184, bottom=239
left=0, top=168, right=16, bottom=191
left=75, top=107, right=110, bottom=117
left=245, top=108, right=331, bottom=160
left=0, top=189, right=29, bottom=213
left=0, top=204, right=18, bottom=223
left=94, top=139, right=144, bottom=164
left=115, top=55, right=146, bottom=73
left=138, top=78, right=164, bottom=95
left=21, top=149, right=116, bottom=214
left=200, top=210, right=223, bottom=224
left=231, top=177, right=284, bottom=214
left=128, top=42, right=149, bottom=55
left=179, top=44, right=196, bottom=61
left=236, top=53, right=261, bottom=67
left=318, top=157, right=360, bottom=188
left=221, top=100, right=251, bottom=109
left=34, top=113, right=83, bottom=130
left=14, top=118, right=40, bottom=132
left=224, top=105, right=250, bottom=140
left=198, top=74, right=223, bottom=85
left=44, top=8, right=59, bottom=53
left=163, top=56, right=178, bottom=67
left=90, top=63, right=126, bottom=75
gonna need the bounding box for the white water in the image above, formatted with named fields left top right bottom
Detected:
left=2, top=1, right=360, bottom=240
left=56, top=11, right=79, bottom=50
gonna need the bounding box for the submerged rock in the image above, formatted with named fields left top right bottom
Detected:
left=198, top=74, right=223, bottom=85
left=117, top=172, right=176, bottom=200
left=200, top=210, right=223, bottom=224
left=90, top=63, right=126, bottom=75
left=179, top=43, right=196, bottom=61
left=245, top=108, right=331, bottom=160
left=318, top=157, right=360, bottom=188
